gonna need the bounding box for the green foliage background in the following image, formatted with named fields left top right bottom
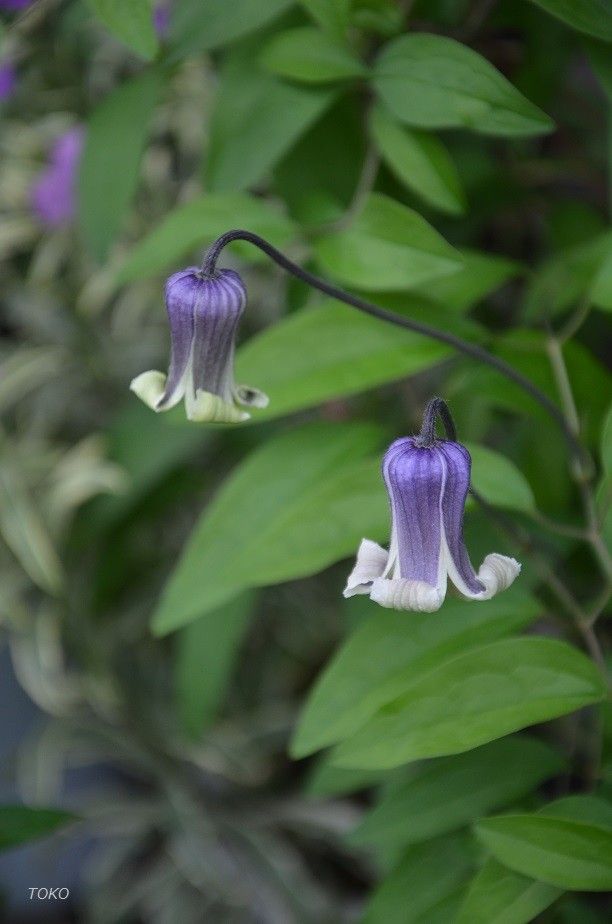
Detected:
left=1, top=0, right=612, bottom=921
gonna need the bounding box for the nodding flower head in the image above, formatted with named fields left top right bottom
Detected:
left=344, top=399, right=520, bottom=612
left=130, top=267, right=269, bottom=424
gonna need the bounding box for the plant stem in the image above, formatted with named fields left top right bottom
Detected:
left=201, top=230, right=587, bottom=466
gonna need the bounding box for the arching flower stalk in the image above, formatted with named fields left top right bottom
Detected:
left=344, top=398, right=521, bottom=612
left=130, top=267, right=268, bottom=423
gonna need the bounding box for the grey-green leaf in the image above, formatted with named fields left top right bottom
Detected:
left=370, top=105, right=465, bottom=215
left=373, top=34, right=553, bottom=136
left=175, top=592, right=255, bottom=738
left=332, top=638, right=606, bottom=769
left=168, top=0, right=294, bottom=59
left=475, top=812, right=612, bottom=891
left=152, top=423, right=387, bottom=635
left=79, top=68, right=163, bottom=262
left=528, top=0, right=612, bottom=42
left=0, top=806, right=75, bottom=852
left=457, top=858, right=562, bottom=924
left=260, top=26, right=365, bottom=83
left=314, top=192, right=462, bottom=291
left=291, top=589, right=540, bottom=758
left=351, top=736, right=563, bottom=853
left=116, top=194, right=297, bottom=283
left=206, top=53, right=336, bottom=192
left=86, top=0, right=158, bottom=59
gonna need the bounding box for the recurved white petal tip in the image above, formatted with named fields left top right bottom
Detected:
left=130, top=370, right=167, bottom=411
left=343, top=538, right=388, bottom=598
left=477, top=553, right=521, bottom=599
left=187, top=389, right=250, bottom=424
left=370, top=578, right=444, bottom=612
left=235, top=384, right=270, bottom=409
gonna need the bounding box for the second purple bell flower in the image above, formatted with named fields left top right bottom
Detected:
left=344, top=404, right=520, bottom=612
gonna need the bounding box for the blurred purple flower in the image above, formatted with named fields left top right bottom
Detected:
left=0, top=61, right=16, bottom=100
left=131, top=267, right=269, bottom=423
left=31, top=127, right=84, bottom=228
left=0, top=0, right=34, bottom=10
left=153, top=2, right=171, bottom=39
left=344, top=405, right=520, bottom=611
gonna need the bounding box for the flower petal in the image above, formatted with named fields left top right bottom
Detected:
left=191, top=270, right=245, bottom=402
left=438, top=441, right=487, bottom=597
left=343, top=538, right=388, bottom=597
left=185, top=389, right=250, bottom=424
left=476, top=553, right=521, bottom=599
left=156, top=269, right=198, bottom=410
left=370, top=577, right=444, bottom=612
left=234, top=385, right=270, bottom=409
left=130, top=370, right=168, bottom=410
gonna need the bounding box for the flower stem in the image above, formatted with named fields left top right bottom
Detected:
left=201, top=230, right=588, bottom=467
left=415, top=396, right=457, bottom=446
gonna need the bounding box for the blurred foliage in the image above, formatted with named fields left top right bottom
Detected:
left=1, top=0, right=612, bottom=922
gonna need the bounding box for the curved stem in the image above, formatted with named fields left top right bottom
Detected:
left=415, top=396, right=457, bottom=446
left=201, top=230, right=588, bottom=466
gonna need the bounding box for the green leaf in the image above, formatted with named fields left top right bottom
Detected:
left=591, top=249, right=612, bottom=312
left=152, top=423, right=387, bottom=635
left=465, top=442, right=536, bottom=514
left=411, top=249, right=522, bottom=312
left=601, top=400, right=612, bottom=474
left=528, top=0, right=612, bottom=41
left=306, top=760, right=391, bottom=797
left=370, top=105, right=465, bottom=215
left=291, top=589, right=540, bottom=758
left=363, top=832, right=474, bottom=924
left=313, top=193, right=462, bottom=291
left=457, top=858, right=562, bottom=924
left=351, top=736, right=563, bottom=853
left=586, top=38, right=612, bottom=96
left=175, top=591, right=254, bottom=738
left=373, top=34, right=553, bottom=136
left=86, top=0, right=158, bottom=59
left=116, top=194, right=297, bottom=283
left=168, top=0, right=294, bottom=59
left=475, top=812, right=612, bottom=891
left=0, top=806, right=75, bottom=852
left=260, top=26, right=365, bottom=83
left=525, top=231, right=612, bottom=320
left=300, top=0, right=351, bottom=38
left=332, top=637, right=606, bottom=769
left=206, top=51, right=336, bottom=191
left=79, top=68, right=163, bottom=262
left=235, top=299, right=451, bottom=422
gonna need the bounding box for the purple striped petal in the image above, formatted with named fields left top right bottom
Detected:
left=190, top=269, right=245, bottom=403
left=438, top=441, right=486, bottom=596
left=156, top=268, right=199, bottom=409
left=382, top=437, right=443, bottom=587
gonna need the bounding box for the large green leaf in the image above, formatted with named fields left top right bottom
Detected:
left=260, top=26, right=365, bottom=83
left=86, top=0, right=158, bottom=59
left=373, top=34, right=553, bottom=136
left=0, top=806, right=75, bottom=852
left=79, top=68, right=163, bottom=262
left=351, top=736, right=563, bottom=852
left=332, top=637, right=606, bottom=769
left=116, top=194, right=297, bottom=283
left=457, top=858, right=562, bottom=924
left=314, top=193, right=462, bottom=291
left=411, top=249, right=522, bottom=312
left=291, top=589, right=540, bottom=758
left=528, top=0, right=612, bottom=41
left=363, top=832, right=474, bottom=924
left=476, top=811, right=612, bottom=891
left=234, top=299, right=450, bottom=422
left=168, top=0, right=294, bottom=59
left=152, top=423, right=387, bottom=635
left=525, top=231, right=612, bottom=320
left=175, top=592, right=255, bottom=738
left=465, top=442, right=536, bottom=514
left=206, top=52, right=336, bottom=192
left=370, top=105, right=465, bottom=215
left=300, top=0, right=351, bottom=37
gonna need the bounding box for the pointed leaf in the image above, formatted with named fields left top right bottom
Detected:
left=528, top=0, right=612, bottom=41
left=314, top=192, right=462, bottom=291
left=86, top=0, right=158, bottom=59
left=0, top=806, right=75, bottom=852
left=291, top=589, right=540, bottom=758
left=260, top=26, right=365, bottom=83
left=168, top=0, right=293, bottom=58
left=457, top=858, right=561, bottom=924
left=332, top=638, right=606, bottom=769
left=373, top=34, right=553, bottom=136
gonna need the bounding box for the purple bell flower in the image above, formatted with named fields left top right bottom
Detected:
left=130, top=267, right=269, bottom=423
left=0, top=61, right=16, bottom=101
left=344, top=399, right=520, bottom=612
left=31, top=127, right=84, bottom=228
